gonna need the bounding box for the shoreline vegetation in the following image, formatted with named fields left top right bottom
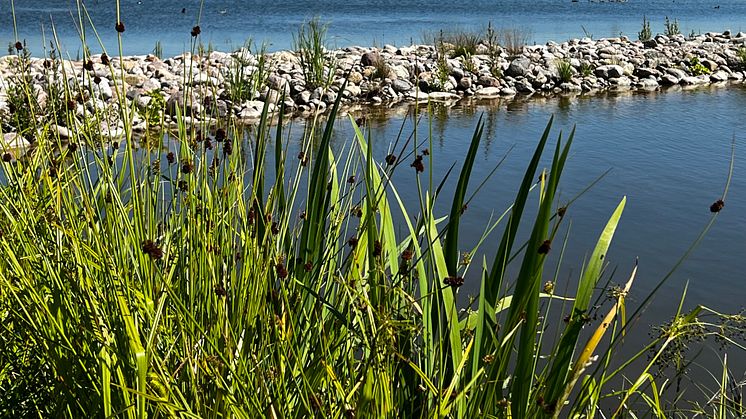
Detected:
left=3, top=26, right=746, bottom=151
left=1, top=9, right=745, bottom=418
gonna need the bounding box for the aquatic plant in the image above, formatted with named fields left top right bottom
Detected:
left=222, top=40, right=270, bottom=103
left=499, top=27, right=531, bottom=57
left=664, top=16, right=681, bottom=37
left=638, top=16, right=652, bottom=41
left=688, top=56, right=711, bottom=76
left=555, top=58, right=574, bottom=83
left=152, top=40, right=163, bottom=58
left=485, top=21, right=503, bottom=78
left=294, top=17, right=336, bottom=90
left=579, top=60, right=594, bottom=77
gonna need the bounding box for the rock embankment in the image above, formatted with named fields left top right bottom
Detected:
left=1, top=30, right=746, bottom=145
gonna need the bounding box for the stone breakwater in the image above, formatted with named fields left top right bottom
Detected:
left=2, top=30, right=746, bottom=147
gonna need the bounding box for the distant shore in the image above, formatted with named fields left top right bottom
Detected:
left=2, top=29, right=746, bottom=144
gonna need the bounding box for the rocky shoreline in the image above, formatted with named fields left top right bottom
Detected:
left=2, top=30, right=746, bottom=147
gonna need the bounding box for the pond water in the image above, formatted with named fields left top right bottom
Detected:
left=305, top=85, right=746, bottom=367
left=1, top=0, right=746, bottom=57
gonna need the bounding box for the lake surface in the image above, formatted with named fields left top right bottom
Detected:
left=1, top=0, right=746, bottom=57
left=318, top=86, right=746, bottom=320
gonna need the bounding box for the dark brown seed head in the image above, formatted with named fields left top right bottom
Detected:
left=66, top=99, right=77, bottom=110
left=93, top=76, right=102, bottom=84
left=298, top=151, right=308, bottom=166
left=166, top=152, right=175, bottom=164
left=275, top=263, right=288, bottom=279
left=411, top=155, right=424, bottom=173
left=444, top=276, right=464, bottom=288
left=460, top=204, right=468, bottom=214
left=181, top=161, right=193, bottom=174
left=401, top=248, right=413, bottom=261
left=43, top=59, right=52, bottom=68
left=347, top=175, right=356, bottom=184
left=271, top=221, right=280, bottom=235
left=373, top=240, right=382, bottom=257
left=142, top=240, right=163, bottom=259
left=178, top=180, right=188, bottom=192
left=214, top=284, right=226, bottom=297
left=304, top=262, right=313, bottom=272
left=347, top=236, right=359, bottom=248
left=557, top=206, right=567, bottom=218
left=100, top=53, right=110, bottom=65
left=84, top=59, right=94, bottom=71
left=215, top=128, right=226, bottom=141
left=538, top=239, right=552, bottom=254
left=710, top=199, right=725, bottom=213
left=204, top=139, right=213, bottom=150
left=115, top=22, right=126, bottom=33
left=422, top=148, right=430, bottom=156
left=385, top=154, right=397, bottom=165
left=223, top=139, right=233, bottom=156
left=111, top=141, right=119, bottom=150
left=2, top=153, right=12, bottom=163
left=14, top=41, right=23, bottom=51
left=355, top=116, right=367, bottom=127
left=68, top=143, right=78, bottom=152
left=299, top=211, right=307, bottom=220
left=191, top=25, right=201, bottom=37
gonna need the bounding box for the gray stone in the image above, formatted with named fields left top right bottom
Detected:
left=392, top=79, right=413, bottom=93
left=506, top=57, right=531, bottom=77
left=475, top=86, right=501, bottom=97
left=458, top=77, right=472, bottom=90
left=660, top=74, right=680, bottom=85
left=710, top=70, right=729, bottom=82
left=2, top=132, right=30, bottom=149
left=594, top=65, right=625, bottom=78
left=635, top=67, right=661, bottom=78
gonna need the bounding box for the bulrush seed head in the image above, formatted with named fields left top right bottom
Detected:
left=83, top=59, right=94, bottom=71
left=215, top=128, right=226, bottom=141
left=14, top=41, right=23, bottom=51
left=191, top=26, right=201, bottom=37
left=385, top=154, right=397, bottom=165
left=411, top=155, right=424, bottom=173
left=710, top=199, right=725, bottom=213
left=142, top=240, right=163, bottom=259
left=100, top=53, right=110, bottom=65
left=275, top=263, right=288, bottom=279
left=115, top=22, right=126, bottom=33
left=444, top=276, right=464, bottom=288
left=538, top=239, right=552, bottom=254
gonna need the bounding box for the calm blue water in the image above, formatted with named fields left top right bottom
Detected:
left=321, top=88, right=746, bottom=319
left=1, top=0, right=745, bottom=57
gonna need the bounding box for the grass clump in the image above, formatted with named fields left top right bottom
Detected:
left=638, top=16, right=653, bottom=41
left=499, top=27, right=531, bottom=57
left=485, top=21, right=503, bottom=78
left=555, top=58, right=574, bottom=82
left=579, top=60, right=594, bottom=77
left=294, top=17, right=336, bottom=90
left=664, top=16, right=680, bottom=36
left=222, top=41, right=270, bottom=103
